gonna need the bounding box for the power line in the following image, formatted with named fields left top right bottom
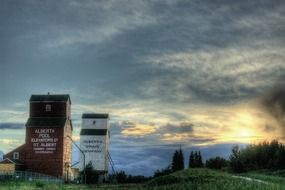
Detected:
left=107, top=151, right=115, bottom=174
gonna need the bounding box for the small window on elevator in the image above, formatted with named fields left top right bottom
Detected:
left=13, top=152, right=19, bottom=160
left=46, top=104, right=51, bottom=112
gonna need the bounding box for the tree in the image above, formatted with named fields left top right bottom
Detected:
left=228, top=140, right=285, bottom=172
left=189, top=150, right=203, bottom=168
left=229, top=145, right=244, bottom=173
left=178, top=148, right=184, bottom=170
left=172, top=148, right=184, bottom=172
left=189, top=151, right=194, bottom=168
left=194, top=151, right=198, bottom=167
left=171, top=150, right=179, bottom=172
left=197, top=151, right=203, bottom=167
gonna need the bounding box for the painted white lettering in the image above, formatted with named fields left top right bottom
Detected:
left=32, top=128, right=57, bottom=154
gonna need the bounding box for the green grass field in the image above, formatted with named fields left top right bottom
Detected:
left=1, top=169, right=285, bottom=190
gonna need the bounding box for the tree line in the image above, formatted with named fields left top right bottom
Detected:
left=229, top=140, right=285, bottom=173
left=156, top=140, right=285, bottom=177
left=81, top=140, right=285, bottom=183
left=80, top=162, right=151, bottom=184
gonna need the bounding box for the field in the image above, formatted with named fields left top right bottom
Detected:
left=1, top=169, right=285, bottom=190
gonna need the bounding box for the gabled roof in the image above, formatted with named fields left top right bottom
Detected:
left=0, top=158, right=16, bottom=164
left=29, top=94, right=71, bottom=104
left=82, top=113, right=109, bottom=119
left=0, top=158, right=24, bottom=165
left=26, top=117, right=67, bottom=127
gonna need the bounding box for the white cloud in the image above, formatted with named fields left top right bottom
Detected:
left=46, top=1, right=157, bottom=48
left=144, top=46, right=285, bottom=102
left=0, top=110, right=27, bottom=123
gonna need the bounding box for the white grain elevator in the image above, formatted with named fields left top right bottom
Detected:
left=80, top=113, right=109, bottom=175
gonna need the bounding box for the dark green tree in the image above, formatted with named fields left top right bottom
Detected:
left=189, top=151, right=194, bottom=168
left=172, top=148, right=185, bottom=172
left=171, top=150, right=179, bottom=172
left=178, top=148, right=185, bottom=170
left=189, top=150, right=203, bottom=168
left=229, top=140, right=285, bottom=172
left=197, top=151, right=203, bottom=167
left=194, top=151, right=198, bottom=167
left=229, top=145, right=244, bottom=173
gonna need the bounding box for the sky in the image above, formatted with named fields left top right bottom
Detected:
left=1, top=0, right=285, bottom=176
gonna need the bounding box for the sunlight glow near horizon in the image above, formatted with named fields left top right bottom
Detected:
left=215, top=108, right=279, bottom=145
left=0, top=102, right=281, bottom=153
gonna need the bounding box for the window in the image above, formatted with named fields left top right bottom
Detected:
left=46, top=104, right=51, bottom=112
left=13, top=152, right=19, bottom=160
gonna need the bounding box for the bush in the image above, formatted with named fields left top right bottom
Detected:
left=153, top=165, right=172, bottom=178
left=35, top=182, right=45, bottom=188
left=115, top=171, right=127, bottom=183
left=206, top=157, right=228, bottom=170
left=80, top=162, right=99, bottom=184
left=110, top=171, right=151, bottom=183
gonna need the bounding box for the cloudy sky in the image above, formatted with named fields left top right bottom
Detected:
left=1, top=0, right=285, bottom=176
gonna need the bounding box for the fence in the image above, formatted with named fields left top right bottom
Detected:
left=0, top=171, right=63, bottom=183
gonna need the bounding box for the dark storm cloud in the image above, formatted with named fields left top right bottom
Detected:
left=263, top=124, right=276, bottom=133
left=110, top=121, right=194, bottom=137
left=158, top=123, right=194, bottom=134
left=145, top=47, right=285, bottom=104
left=0, top=123, right=24, bottom=130
left=137, top=0, right=285, bottom=104
left=261, top=85, right=285, bottom=128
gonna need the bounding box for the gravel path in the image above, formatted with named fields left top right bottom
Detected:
left=232, top=175, right=269, bottom=185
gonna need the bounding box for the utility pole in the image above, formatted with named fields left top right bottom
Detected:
left=67, top=135, right=86, bottom=184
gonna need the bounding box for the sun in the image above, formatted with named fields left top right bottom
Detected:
left=235, top=111, right=258, bottom=141
left=239, top=128, right=253, bottom=138
left=231, top=110, right=267, bottom=143
left=217, top=110, right=265, bottom=143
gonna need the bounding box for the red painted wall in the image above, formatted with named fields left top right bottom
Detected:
left=29, top=102, right=67, bottom=117
left=24, top=127, right=64, bottom=177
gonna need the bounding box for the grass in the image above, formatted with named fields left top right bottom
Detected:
left=146, top=169, right=285, bottom=190
left=1, top=169, right=285, bottom=190
left=239, top=171, right=285, bottom=185
left=0, top=182, right=143, bottom=190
